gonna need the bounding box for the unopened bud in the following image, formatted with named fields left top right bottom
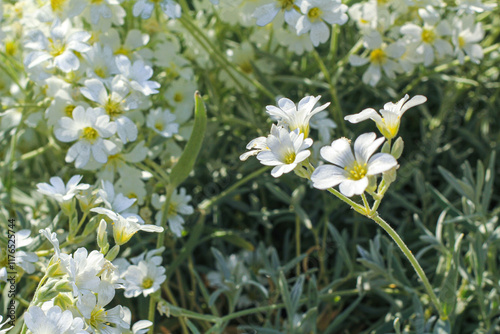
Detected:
left=54, top=280, right=73, bottom=293
left=391, top=137, right=404, bottom=159
left=47, top=261, right=67, bottom=277
left=53, top=293, right=74, bottom=310
left=97, top=219, right=109, bottom=251
left=381, top=141, right=391, bottom=154
left=105, top=245, right=120, bottom=262
left=383, top=166, right=398, bottom=184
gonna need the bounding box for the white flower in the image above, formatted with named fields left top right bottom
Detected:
left=122, top=256, right=166, bottom=297
left=133, top=0, right=161, bottom=19
left=152, top=188, right=194, bottom=237
left=39, top=228, right=62, bottom=261
left=164, top=78, right=197, bottom=124
left=91, top=207, right=164, bottom=245
left=310, top=111, right=336, bottom=143
left=62, top=248, right=105, bottom=296
left=37, top=175, right=90, bottom=203
left=240, top=136, right=269, bottom=161
left=76, top=285, right=130, bottom=333
left=344, top=94, right=426, bottom=139
left=97, top=180, right=137, bottom=215
left=349, top=31, right=405, bottom=86
left=115, top=55, right=160, bottom=96
left=455, top=0, right=496, bottom=14
left=311, top=133, right=397, bottom=197
left=80, top=78, right=138, bottom=143
left=81, top=0, right=126, bottom=28
left=452, top=15, right=484, bottom=64
left=266, top=95, right=330, bottom=138
left=253, top=0, right=300, bottom=26
left=146, top=108, right=179, bottom=138
left=54, top=106, right=118, bottom=168
left=15, top=230, right=38, bottom=274
left=83, top=42, right=119, bottom=81
left=400, top=7, right=452, bottom=66
left=295, top=0, right=348, bottom=47
left=24, top=19, right=91, bottom=73
left=160, top=0, right=181, bottom=18
left=24, top=306, right=87, bottom=334
left=256, top=125, right=313, bottom=177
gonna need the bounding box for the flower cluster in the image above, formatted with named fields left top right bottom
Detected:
left=215, top=0, right=348, bottom=49
left=17, top=174, right=169, bottom=333
left=242, top=93, right=426, bottom=198
left=241, top=95, right=334, bottom=178
left=348, top=2, right=492, bottom=86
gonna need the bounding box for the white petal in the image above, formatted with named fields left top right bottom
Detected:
left=367, top=153, right=397, bottom=175
left=253, top=4, right=280, bottom=26
left=320, top=138, right=354, bottom=167
left=311, top=165, right=347, bottom=189
left=354, top=133, right=384, bottom=164
left=339, top=178, right=369, bottom=197
left=344, top=108, right=381, bottom=124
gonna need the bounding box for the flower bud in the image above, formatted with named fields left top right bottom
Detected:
left=54, top=280, right=73, bottom=293
left=383, top=166, right=398, bottom=184
left=97, top=219, right=109, bottom=252
left=105, top=245, right=120, bottom=262
left=381, top=141, right=391, bottom=154
left=391, top=137, right=404, bottom=159
left=47, top=261, right=67, bottom=277
left=53, top=293, right=74, bottom=310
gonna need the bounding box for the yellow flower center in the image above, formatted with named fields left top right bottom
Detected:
left=239, top=61, right=253, bottom=74
left=128, top=192, right=138, bottom=199
left=307, top=7, right=322, bottom=22
left=278, top=0, right=295, bottom=10
left=5, top=41, right=17, bottom=56
left=95, top=67, right=106, bottom=78
left=51, top=0, right=67, bottom=13
left=142, top=277, right=154, bottom=289
left=90, top=0, right=104, bottom=4
left=377, top=0, right=389, bottom=4
left=49, top=38, right=65, bottom=57
left=114, top=46, right=130, bottom=56
left=173, top=92, right=184, bottom=103
left=89, top=308, right=106, bottom=330
left=168, top=203, right=178, bottom=216
left=284, top=152, right=296, bottom=164
left=65, top=105, right=76, bottom=117
left=346, top=161, right=368, bottom=180
left=154, top=122, right=164, bottom=131
left=421, top=29, right=436, bottom=44
left=458, top=36, right=466, bottom=48
left=369, top=48, right=387, bottom=65
left=82, top=127, right=99, bottom=142
left=105, top=99, right=123, bottom=117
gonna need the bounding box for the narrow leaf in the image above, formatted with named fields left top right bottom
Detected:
left=170, top=92, right=207, bottom=188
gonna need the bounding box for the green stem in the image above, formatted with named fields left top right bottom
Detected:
left=295, top=215, right=301, bottom=276
left=198, top=166, right=270, bottom=210
left=311, top=50, right=346, bottom=137
left=370, top=214, right=446, bottom=320
left=178, top=16, right=275, bottom=100
left=156, top=185, right=174, bottom=249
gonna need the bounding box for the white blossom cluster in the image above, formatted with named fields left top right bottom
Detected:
left=210, top=0, right=494, bottom=85
left=347, top=0, right=494, bottom=86
left=7, top=175, right=169, bottom=333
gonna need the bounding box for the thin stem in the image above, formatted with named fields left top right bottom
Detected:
left=312, top=50, right=347, bottom=137
left=198, top=166, right=270, bottom=210
left=156, top=185, right=174, bottom=249
left=178, top=16, right=275, bottom=100
left=370, top=214, right=445, bottom=320
left=295, top=215, right=301, bottom=276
